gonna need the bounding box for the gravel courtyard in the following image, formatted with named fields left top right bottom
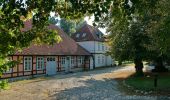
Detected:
left=0, top=66, right=170, bottom=100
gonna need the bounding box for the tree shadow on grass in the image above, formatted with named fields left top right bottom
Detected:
left=115, top=72, right=170, bottom=98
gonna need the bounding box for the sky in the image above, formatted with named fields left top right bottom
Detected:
left=84, top=16, right=107, bottom=34
left=50, top=12, right=107, bottom=34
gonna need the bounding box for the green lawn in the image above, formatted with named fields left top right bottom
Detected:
left=125, top=74, right=170, bottom=92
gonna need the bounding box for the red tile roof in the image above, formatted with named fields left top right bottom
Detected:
left=72, top=23, right=105, bottom=42
left=14, top=20, right=91, bottom=56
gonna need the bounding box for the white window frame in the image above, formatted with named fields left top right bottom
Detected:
left=102, top=43, right=105, bottom=51
left=102, top=56, right=105, bottom=63
left=61, top=57, right=66, bottom=64
left=5, top=68, right=12, bottom=73
left=80, top=56, right=84, bottom=64
left=78, top=56, right=84, bottom=64
left=24, top=56, right=32, bottom=71
left=71, top=56, right=75, bottom=65
left=82, top=33, right=86, bottom=37
left=78, top=56, right=81, bottom=64
left=36, top=57, right=44, bottom=70
left=76, top=33, right=80, bottom=38
left=98, top=56, right=101, bottom=64
left=98, top=42, right=100, bottom=51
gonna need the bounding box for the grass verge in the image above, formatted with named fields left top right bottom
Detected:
left=120, top=73, right=170, bottom=96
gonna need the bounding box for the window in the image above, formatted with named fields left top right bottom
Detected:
left=76, top=33, right=80, bottom=38
left=78, top=56, right=81, bottom=64
left=61, top=57, right=66, bottom=64
left=102, top=56, right=105, bottom=63
left=98, top=56, right=101, bottom=64
left=71, top=56, right=75, bottom=64
left=24, top=56, right=32, bottom=71
left=36, top=57, right=44, bottom=70
left=81, top=57, right=84, bottom=64
left=5, top=68, right=12, bottom=73
left=98, top=42, right=100, bottom=51
left=82, top=33, right=86, bottom=37
left=47, top=57, right=55, bottom=61
left=102, top=43, right=105, bottom=51
left=78, top=56, right=84, bottom=64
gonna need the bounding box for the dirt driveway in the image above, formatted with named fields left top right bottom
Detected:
left=0, top=66, right=169, bottom=100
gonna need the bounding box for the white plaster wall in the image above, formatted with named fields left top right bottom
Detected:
left=94, top=42, right=105, bottom=53
left=93, top=54, right=104, bottom=68
left=77, top=41, right=114, bottom=68
left=77, top=41, right=110, bottom=54
left=90, top=56, right=94, bottom=69
left=77, top=41, right=95, bottom=53
left=106, top=55, right=114, bottom=66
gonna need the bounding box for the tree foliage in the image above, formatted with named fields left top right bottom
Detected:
left=49, top=16, right=59, bottom=25
left=106, top=0, right=170, bottom=75
left=0, top=0, right=112, bottom=88
left=60, top=18, right=75, bottom=36
left=59, top=18, right=85, bottom=36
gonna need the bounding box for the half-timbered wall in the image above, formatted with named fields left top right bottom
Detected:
left=1, top=55, right=90, bottom=79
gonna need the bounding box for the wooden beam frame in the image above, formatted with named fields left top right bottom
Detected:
left=2, top=55, right=92, bottom=79
left=17, top=56, right=19, bottom=77
left=32, top=56, right=33, bottom=77
left=11, top=56, right=13, bottom=78
left=57, top=56, right=59, bottom=71
left=23, top=56, right=24, bottom=76
left=76, top=56, right=78, bottom=68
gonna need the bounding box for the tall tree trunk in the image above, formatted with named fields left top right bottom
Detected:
left=152, top=57, right=168, bottom=72
left=134, top=58, right=144, bottom=76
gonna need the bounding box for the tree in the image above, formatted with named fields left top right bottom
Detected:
left=108, top=19, right=150, bottom=76
left=148, top=0, right=170, bottom=72
left=49, top=17, right=59, bottom=25
left=59, top=18, right=76, bottom=36
left=107, top=0, right=170, bottom=75
left=59, top=18, right=85, bottom=36
left=75, top=18, right=86, bottom=30
left=0, top=0, right=112, bottom=88
left=106, top=0, right=169, bottom=76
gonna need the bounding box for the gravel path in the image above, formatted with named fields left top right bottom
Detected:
left=0, top=66, right=169, bottom=100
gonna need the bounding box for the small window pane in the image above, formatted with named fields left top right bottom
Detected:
left=82, top=33, right=86, bottom=37
left=61, top=57, right=65, bottom=64
left=76, top=34, right=80, bottom=38
left=98, top=43, right=100, bottom=51
left=37, top=57, right=44, bottom=70
left=24, top=57, right=32, bottom=71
